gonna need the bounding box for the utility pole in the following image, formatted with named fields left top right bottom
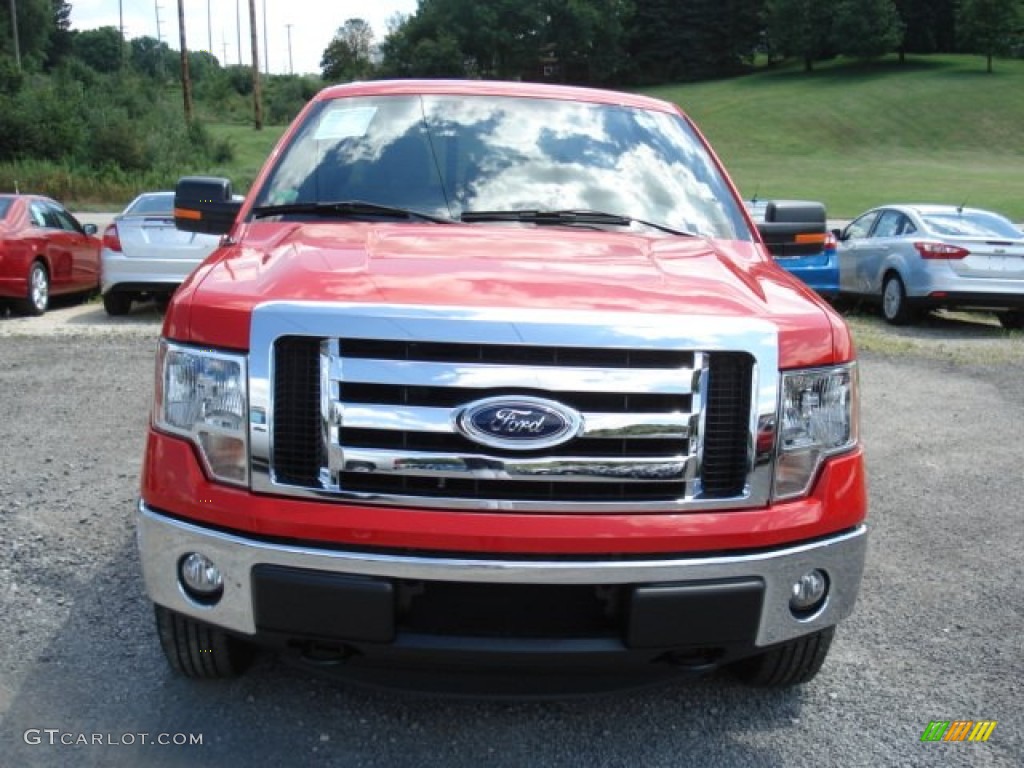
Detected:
left=155, top=0, right=165, bottom=78
left=248, top=0, right=263, bottom=130
left=207, top=0, right=213, bottom=54
left=236, top=0, right=242, bottom=66
left=119, top=0, right=126, bottom=68
left=178, top=0, right=194, bottom=124
left=286, top=24, right=293, bottom=75
left=262, top=0, right=269, bottom=75
left=8, top=0, right=21, bottom=72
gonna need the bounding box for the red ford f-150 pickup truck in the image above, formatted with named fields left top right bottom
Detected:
left=138, top=79, right=866, bottom=693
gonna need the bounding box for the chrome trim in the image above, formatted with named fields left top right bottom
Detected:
left=338, top=403, right=690, bottom=441
left=249, top=302, right=780, bottom=512
left=334, top=358, right=696, bottom=394
left=341, top=448, right=688, bottom=482
left=137, top=502, right=866, bottom=648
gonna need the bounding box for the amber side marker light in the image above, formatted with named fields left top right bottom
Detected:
left=794, top=233, right=828, bottom=245
left=174, top=207, right=202, bottom=221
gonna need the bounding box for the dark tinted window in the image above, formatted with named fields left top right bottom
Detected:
left=0, top=197, right=12, bottom=219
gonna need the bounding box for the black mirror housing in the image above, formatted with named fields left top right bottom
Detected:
left=175, top=176, right=242, bottom=236
left=755, top=200, right=828, bottom=258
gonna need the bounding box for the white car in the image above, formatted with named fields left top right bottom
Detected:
left=100, top=191, right=222, bottom=315
left=837, top=204, right=1024, bottom=327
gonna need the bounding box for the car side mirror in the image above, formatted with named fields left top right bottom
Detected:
left=831, top=228, right=843, bottom=241
left=83, top=223, right=98, bottom=236
left=755, top=201, right=827, bottom=258
left=174, top=176, right=242, bottom=236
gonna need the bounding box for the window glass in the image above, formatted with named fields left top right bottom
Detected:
left=29, top=202, right=51, bottom=228
left=253, top=93, right=752, bottom=241
left=873, top=210, right=904, bottom=238
left=922, top=211, right=1023, bottom=239
left=0, top=197, right=12, bottom=220
left=126, top=193, right=174, bottom=216
left=844, top=211, right=879, bottom=240
left=45, top=202, right=82, bottom=232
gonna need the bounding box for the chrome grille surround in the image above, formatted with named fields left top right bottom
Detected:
left=249, top=302, right=779, bottom=513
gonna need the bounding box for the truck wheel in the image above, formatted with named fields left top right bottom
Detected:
left=154, top=604, right=253, bottom=679
left=881, top=274, right=915, bottom=325
left=730, top=626, right=835, bottom=687
left=103, top=292, right=132, bottom=316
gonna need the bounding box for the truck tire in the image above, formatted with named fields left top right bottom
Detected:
left=154, top=604, right=253, bottom=679
left=730, top=626, right=835, bottom=687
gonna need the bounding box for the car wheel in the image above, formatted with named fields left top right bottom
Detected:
left=102, top=292, right=133, bottom=316
left=996, top=311, right=1024, bottom=330
left=881, top=274, right=915, bottom=325
left=16, top=261, right=50, bottom=316
left=730, top=626, right=835, bottom=687
left=154, top=604, right=253, bottom=679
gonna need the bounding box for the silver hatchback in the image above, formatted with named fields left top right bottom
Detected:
left=100, top=191, right=222, bottom=315
left=837, top=204, right=1024, bottom=327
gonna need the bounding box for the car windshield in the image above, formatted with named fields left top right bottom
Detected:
left=251, top=93, right=751, bottom=241
left=126, top=193, right=174, bottom=216
left=922, top=210, right=1022, bottom=239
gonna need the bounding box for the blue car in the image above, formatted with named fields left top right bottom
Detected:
left=746, top=199, right=839, bottom=298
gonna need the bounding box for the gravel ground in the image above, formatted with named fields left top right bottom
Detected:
left=0, top=306, right=1021, bottom=767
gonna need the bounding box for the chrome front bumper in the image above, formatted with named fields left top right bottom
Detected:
left=137, top=501, right=867, bottom=649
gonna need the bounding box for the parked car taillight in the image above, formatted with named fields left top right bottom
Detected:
left=102, top=223, right=122, bottom=252
left=823, top=231, right=837, bottom=252
left=914, top=241, right=969, bottom=260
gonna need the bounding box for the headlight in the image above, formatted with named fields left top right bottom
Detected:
left=773, top=363, right=858, bottom=500
left=155, top=341, right=248, bottom=486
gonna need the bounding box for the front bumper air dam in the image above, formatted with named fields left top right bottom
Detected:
left=137, top=502, right=867, bottom=653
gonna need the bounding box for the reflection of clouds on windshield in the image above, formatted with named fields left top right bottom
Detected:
left=427, top=98, right=738, bottom=237
left=257, top=91, right=748, bottom=239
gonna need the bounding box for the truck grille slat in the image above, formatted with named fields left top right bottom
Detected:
left=269, top=333, right=756, bottom=509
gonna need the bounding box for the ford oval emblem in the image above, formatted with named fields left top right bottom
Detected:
left=456, top=396, right=583, bottom=451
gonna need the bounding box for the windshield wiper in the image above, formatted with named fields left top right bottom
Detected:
left=460, top=209, right=697, bottom=237
left=250, top=200, right=454, bottom=224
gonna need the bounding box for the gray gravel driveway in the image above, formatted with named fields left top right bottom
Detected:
left=0, top=308, right=1020, bottom=767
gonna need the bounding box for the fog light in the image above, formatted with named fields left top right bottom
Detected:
left=790, top=569, right=828, bottom=615
left=180, top=552, right=224, bottom=602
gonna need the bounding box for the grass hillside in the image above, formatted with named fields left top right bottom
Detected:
left=645, top=55, right=1024, bottom=220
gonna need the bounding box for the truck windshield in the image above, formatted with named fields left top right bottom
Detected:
left=251, top=93, right=751, bottom=241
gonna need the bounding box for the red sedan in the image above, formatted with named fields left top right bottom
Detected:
left=0, top=194, right=101, bottom=315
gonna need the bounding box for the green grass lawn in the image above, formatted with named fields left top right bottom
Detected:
left=203, top=122, right=288, bottom=193
left=644, top=54, right=1024, bottom=220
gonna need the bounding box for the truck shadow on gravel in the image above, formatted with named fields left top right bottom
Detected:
left=1, top=537, right=807, bottom=768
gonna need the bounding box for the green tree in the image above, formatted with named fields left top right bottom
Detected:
left=0, top=0, right=54, bottom=69
left=47, top=0, right=74, bottom=69
left=958, top=0, right=1022, bottom=72
left=130, top=36, right=176, bottom=79
left=320, top=18, right=375, bottom=82
left=72, top=26, right=123, bottom=74
left=834, top=0, right=905, bottom=59
left=764, top=0, right=837, bottom=71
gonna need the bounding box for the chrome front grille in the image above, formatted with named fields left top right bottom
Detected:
left=250, top=303, right=780, bottom=513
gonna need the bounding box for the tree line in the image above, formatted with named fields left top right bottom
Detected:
left=323, top=0, right=1023, bottom=83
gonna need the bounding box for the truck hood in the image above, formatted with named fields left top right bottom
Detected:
left=167, top=222, right=845, bottom=367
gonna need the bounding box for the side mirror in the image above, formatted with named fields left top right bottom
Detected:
left=174, top=176, right=242, bottom=236
left=83, top=223, right=98, bottom=236
left=756, top=200, right=827, bottom=258
left=831, top=228, right=843, bottom=241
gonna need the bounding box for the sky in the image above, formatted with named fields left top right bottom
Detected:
left=69, top=0, right=421, bottom=76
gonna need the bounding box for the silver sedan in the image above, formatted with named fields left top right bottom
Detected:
left=100, top=191, right=222, bottom=315
left=836, top=204, right=1024, bottom=327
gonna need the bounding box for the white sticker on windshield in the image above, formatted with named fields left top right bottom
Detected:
left=314, top=106, right=378, bottom=141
